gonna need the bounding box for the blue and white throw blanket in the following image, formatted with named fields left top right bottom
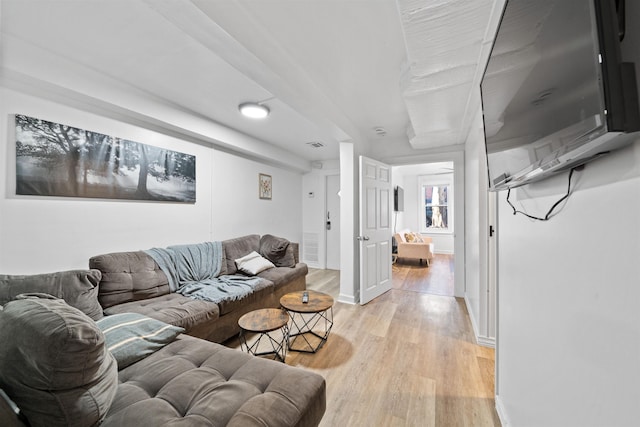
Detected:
left=144, top=241, right=263, bottom=304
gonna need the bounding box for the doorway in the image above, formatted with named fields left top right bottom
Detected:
left=391, top=161, right=457, bottom=297
left=325, top=174, right=340, bottom=270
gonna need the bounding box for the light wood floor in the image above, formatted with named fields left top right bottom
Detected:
left=393, top=254, right=455, bottom=297
left=232, top=256, right=500, bottom=426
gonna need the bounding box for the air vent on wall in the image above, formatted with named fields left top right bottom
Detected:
left=306, top=141, right=325, bottom=148
left=303, top=233, right=319, bottom=263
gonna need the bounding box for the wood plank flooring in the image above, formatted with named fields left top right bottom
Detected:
left=229, top=256, right=500, bottom=426
left=393, top=254, right=455, bottom=297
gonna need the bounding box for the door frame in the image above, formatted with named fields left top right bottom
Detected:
left=325, top=173, right=340, bottom=270
left=384, top=151, right=465, bottom=297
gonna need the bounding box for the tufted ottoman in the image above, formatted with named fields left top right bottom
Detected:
left=101, top=334, right=326, bottom=426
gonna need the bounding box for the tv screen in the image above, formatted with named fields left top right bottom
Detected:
left=394, top=186, right=404, bottom=212
left=481, top=0, right=639, bottom=190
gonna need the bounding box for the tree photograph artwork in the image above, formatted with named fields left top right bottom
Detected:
left=15, top=114, right=196, bottom=202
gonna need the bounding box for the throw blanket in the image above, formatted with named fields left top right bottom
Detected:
left=144, top=242, right=263, bottom=304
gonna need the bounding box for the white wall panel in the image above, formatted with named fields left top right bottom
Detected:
left=210, top=150, right=302, bottom=243
left=496, top=141, right=640, bottom=426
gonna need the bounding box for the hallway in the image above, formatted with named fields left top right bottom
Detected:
left=393, top=254, right=455, bottom=297
left=290, top=266, right=500, bottom=426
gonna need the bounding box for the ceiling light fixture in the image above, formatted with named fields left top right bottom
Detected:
left=239, top=102, right=270, bottom=119
left=374, top=127, right=387, bottom=136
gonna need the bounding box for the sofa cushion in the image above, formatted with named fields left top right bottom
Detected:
left=97, top=313, right=185, bottom=369
left=216, top=277, right=274, bottom=316
left=223, top=234, right=260, bottom=275
left=235, top=251, right=275, bottom=275
left=0, top=295, right=118, bottom=427
left=90, top=251, right=170, bottom=308
left=257, top=264, right=309, bottom=288
left=101, top=334, right=326, bottom=427
left=0, top=269, right=103, bottom=320
left=259, top=234, right=296, bottom=268
left=103, top=293, right=219, bottom=332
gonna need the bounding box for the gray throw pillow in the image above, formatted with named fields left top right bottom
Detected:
left=259, top=234, right=296, bottom=268
left=96, top=312, right=184, bottom=369
left=0, top=269, right=104, bottom=320
left=0, top=295, right=118, bottom=427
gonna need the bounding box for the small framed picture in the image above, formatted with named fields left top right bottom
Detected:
left=259, top=173, right=272, bottom=200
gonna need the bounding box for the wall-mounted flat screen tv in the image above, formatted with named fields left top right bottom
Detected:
left=394, top=186, right=404, bottom=212
left=481, top=0, right=639, bottom=190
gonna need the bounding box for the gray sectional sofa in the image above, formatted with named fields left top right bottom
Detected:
left=89, top=234, right=308, bottom=343
left=0, top=234, right=326, bottom=427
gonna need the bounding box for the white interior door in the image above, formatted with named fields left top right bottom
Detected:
left=326, top=174, right=340, bottom=270
left=359, top=156, right=392, bottom=304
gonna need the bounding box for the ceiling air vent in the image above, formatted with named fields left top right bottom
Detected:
left=306, top=141, right=325, bottom=148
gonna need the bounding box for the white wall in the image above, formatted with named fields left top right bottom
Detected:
left=211, top=150, right=302, bottom=243
left=338, top=141, right=358, bottom=304
left=0, top=87, right=303, bottom=273
left=464, top=97, right=494, bottom=346
left=495, top=140, right=640, bottom=426
left=464, top=110, right=481, bottom=344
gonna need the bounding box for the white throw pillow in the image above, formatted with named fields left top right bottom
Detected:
left=235, top=251, right=275, bottom=275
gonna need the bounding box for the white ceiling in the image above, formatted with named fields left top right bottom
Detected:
left=0, top=0, right=502, bottom=171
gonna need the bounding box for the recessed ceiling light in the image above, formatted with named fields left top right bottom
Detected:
left=374, top=127, right=387, bottom=136
left=239, top=102, right=270, bottom=119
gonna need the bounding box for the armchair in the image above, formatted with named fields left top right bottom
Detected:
left=393, top=232, right=434, bottom=266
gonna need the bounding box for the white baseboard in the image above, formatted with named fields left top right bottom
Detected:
left=463, top=296, right=495, bottom=348
left=434, top=250, right=454, bottom=255
left=495, top=395, right=510, bottom=427
left=337, top=293, right=357, bottom=305
left=463, top=296, right=480, bottom=342
left=477, top=335, right=495, bottom=348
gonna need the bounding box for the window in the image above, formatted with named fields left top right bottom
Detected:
left=419, top=178, right=452, bottom=233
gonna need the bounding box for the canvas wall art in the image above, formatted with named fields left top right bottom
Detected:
left=259, top=173, right=272, bottom=200
left=15, top=114, right=196, bottom=202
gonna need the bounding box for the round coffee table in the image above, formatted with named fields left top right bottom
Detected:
left=280, top=290, right=334, bottom=353
left=238, top=308, right=289, bottom=363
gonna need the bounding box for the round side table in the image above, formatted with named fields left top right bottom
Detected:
left=280, top=290, right=334, bottom=353
left=238, top=308, right=289, bottom=363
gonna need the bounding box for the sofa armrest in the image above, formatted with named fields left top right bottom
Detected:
left=291, top=242, right=300, bottom=264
